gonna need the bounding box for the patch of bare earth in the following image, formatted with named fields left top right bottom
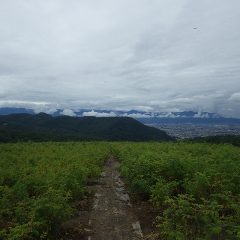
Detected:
left=61, top=157, right=156, bottom=240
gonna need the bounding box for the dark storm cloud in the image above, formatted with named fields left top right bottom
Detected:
left=0, top=0, right=240, bottom=117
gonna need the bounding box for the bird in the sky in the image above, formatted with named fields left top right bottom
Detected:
left=193, top=27, right=198, bottom=30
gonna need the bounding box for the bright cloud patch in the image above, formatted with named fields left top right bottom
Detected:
left=61, top=109, right=76, bottom=117
left=229, top=93, right=240, bottom=102
left=193, top=112, right=210, bottom=118
left=82, top=110, right=117, bottom=117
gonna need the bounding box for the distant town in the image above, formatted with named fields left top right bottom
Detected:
left=152, top=124, right=240, bottom=139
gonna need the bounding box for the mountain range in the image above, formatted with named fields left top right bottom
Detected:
left=0, top=107, right=240, bottom=125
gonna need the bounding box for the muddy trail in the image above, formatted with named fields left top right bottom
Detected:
left=62, top=157, right=146, bottom=240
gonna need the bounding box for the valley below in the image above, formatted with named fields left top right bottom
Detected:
left=151, top=124, right=240, bottom=139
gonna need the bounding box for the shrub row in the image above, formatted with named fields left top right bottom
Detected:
left=114, top=143, right=240, bottom=239
left=0, top=142, right=109, bottom=239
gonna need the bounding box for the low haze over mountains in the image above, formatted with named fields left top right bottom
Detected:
left=1, top=107, right=240, bottom=125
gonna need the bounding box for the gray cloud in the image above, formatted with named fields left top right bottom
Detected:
left=0, top=0, right=240, bottom=117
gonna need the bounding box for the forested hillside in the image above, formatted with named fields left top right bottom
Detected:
left=0, top=113, right=172, bottom=142
left=192, top=134, right=240, bottom=147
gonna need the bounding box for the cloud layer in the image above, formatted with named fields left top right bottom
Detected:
left=0, top=0, right=240, bottom=117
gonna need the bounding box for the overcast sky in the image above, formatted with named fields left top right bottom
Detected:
left=0, top=0, right=240, bottom=117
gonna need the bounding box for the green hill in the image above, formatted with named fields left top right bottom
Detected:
left=0, top=113, right=173, bottom=142
left=191, top=134, right=240, bottom=147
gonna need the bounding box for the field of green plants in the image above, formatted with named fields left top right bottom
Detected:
left=0, top=142, right=110, bottom=240
left=1, top=142, right=240, bottom=240
left=113, top=142, right=240, bottom=240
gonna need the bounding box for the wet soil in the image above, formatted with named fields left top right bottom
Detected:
left=61, top=157, right=155, bottom=240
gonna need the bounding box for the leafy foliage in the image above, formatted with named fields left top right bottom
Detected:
left=0, top=142, right=110, bottom=239
left=114, top=142, right=240, bottom=239
left=1, top=141, right=240, bottom=239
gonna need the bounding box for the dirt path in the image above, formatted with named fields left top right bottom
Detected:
left=88, top=157, right=143, bottom=240
left=61, top=157, right=144, bottom=239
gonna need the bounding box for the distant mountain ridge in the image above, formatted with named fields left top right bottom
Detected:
left=0, top=107, right=35, bottom=115
left=0, top=107, right=240, bottom=125
left=0, top=113, right=173, bottom=142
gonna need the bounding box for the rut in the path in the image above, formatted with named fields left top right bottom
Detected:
left=88, top=157, right=143, bottom=240
left=61, top=157, right=144, bottom=240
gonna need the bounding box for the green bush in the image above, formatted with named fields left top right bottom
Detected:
left=1, top=141, right=240, bottom=239
left=0, top=142, right=110, bottom=239
left=114, top=142, right=240, bottom=239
